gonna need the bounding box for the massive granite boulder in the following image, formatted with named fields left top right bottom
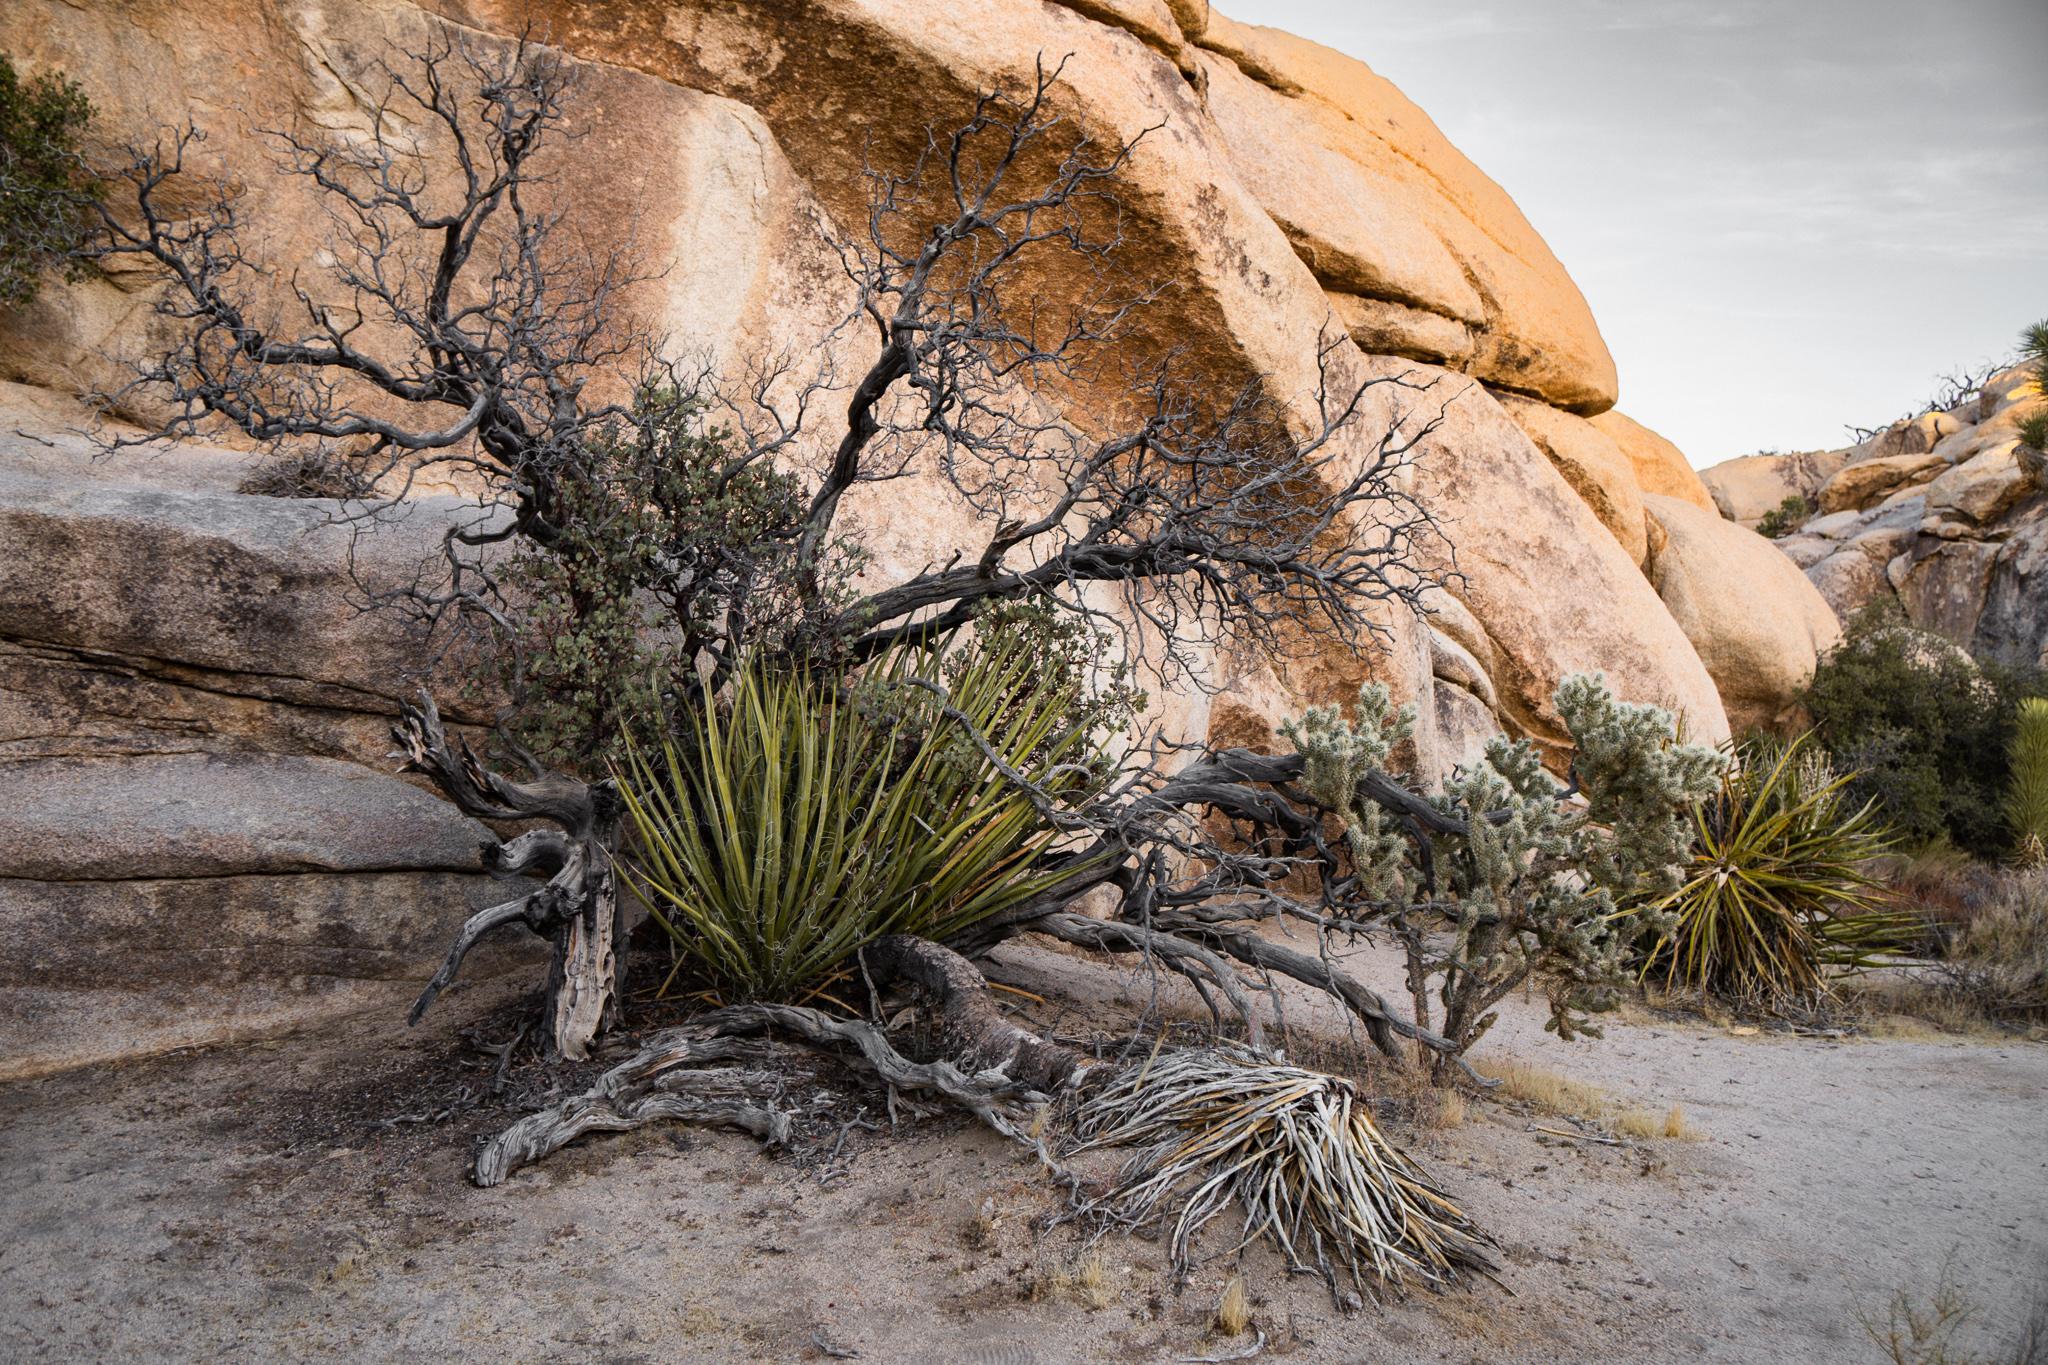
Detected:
left=1642, top=495, right=1842, bottom=733
left=1590, top=410, right=1718, bottom=513
left=1191, top=13, right=1618, bottom=413
left=1, top=0, right=1795, bottom=1077
left=0, top=753, right=532, bottom=1081
left=1700, top=448, right=1853, bottom=525
left=1402, top=378, right=1727, bottom=756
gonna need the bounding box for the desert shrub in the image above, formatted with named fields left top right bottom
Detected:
left=1755, top=493, right=1814, bottom=539
left=1638, top=732, right=1903, bottom=1005
left=1933, top=867, right=2048, bottom=1023
left=616, top=622, right=1110, bottom=1001
left=1884, top=842, right=2012, bottom=955
left=1802, top=605, right=2044, bottom=857
left=499, top=384, right=840, bottom=775
left=1867, top=1256, right=2048, bottom=1365
left=0, top=53, right=94, bottom=307
left=1288, top=673, right=1725, bottom=1064
left=2010, top=699, right=2048, bottom=865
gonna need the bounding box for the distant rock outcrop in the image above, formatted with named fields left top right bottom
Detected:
left=1702, top=365, right=2047, bottom=670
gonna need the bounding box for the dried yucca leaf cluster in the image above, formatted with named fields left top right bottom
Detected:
left=1063, top=1046, right=1497, bottom=1297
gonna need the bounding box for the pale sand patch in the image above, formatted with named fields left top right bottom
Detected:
left=2, top=932, right=2043, bottom=1363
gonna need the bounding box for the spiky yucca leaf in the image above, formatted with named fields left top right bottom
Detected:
left=1064, top=1047, right=1496, bottom=1296
left=1642, top=732, right=1905, bottom=1003
left=2005, top=698, right=2048, bottom=866
left=616, top=629, right=1102, bottom=1001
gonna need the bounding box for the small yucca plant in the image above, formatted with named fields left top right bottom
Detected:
left=616, top=627, right=1104, bottom=1001
left=1641, top=733, right=1904, bottom=1004
left=2007, top=697, right=2048, bottom=866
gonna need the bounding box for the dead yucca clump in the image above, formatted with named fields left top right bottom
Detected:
left=1062, top=1046, right=1497, bottom=1298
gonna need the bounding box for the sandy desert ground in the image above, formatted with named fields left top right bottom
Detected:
left=3, top=934, right=2044, bottom=1365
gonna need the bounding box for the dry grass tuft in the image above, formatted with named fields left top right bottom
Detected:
left=1471, top=1060, right=1609, bottom=1121
left=1214, top=1273, right=1251, bottom=1337
left=1614, top=1104, right=1701, bottom=1142
left=962, top=1195, right=999, bottom=1251
left=1432, top=1087, right=1467, bottom=1129
left=1074, top=1251, right=1115, bottom=1310
left=1473, top=1058, right=1701, bottom=1141
left=1035, top=1253, right=1115, bottom=1310
left=1663, top=1104, right=1699, bottom=1140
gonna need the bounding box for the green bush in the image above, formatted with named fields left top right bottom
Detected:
left=1802, top=605, right=2044, bottom=858
left=616, top=624, right=1108, bottom=1001
left=497, top=383, right=825, bottom=775
left=1640, top=732, right=1902, bottom=1005
left=0, top=53, right=94, bottom=307
left=1755, top=494, right=1815, bottom=539
left=2008, top=698, right=2048, bottom=866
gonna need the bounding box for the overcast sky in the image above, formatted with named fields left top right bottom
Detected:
left=1248, top=0, right=2048, bottom=467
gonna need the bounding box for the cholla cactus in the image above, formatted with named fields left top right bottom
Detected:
left=1286, top=673, right=1723, bottom=1067
left=1281, top=685, right=1415, bottom=903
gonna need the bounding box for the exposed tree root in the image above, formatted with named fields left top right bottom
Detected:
left=476, top=1062, right=790, bottom=1188
left=474, top=936, right=1093, bottom=1185
left=467, top=933, right=1497, bottom=1307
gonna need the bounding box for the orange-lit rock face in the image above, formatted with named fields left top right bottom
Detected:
left=0, top=0, right=1774, bottom=776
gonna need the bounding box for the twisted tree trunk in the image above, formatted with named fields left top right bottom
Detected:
left=394, top=693, right=624, bottom=1060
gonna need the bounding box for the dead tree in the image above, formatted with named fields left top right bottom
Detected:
left=91, top=38, right=1460, bottom=1066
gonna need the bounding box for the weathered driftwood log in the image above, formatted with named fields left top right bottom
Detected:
left=394, top=693, right=623, bottom=1060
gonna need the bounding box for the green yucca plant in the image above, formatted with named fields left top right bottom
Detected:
left=2007, top=698, right=2048, bottom=866
left=1641, top=732, right=1904, bottom=1004
left=615, top=627, right=1104, bottom=1001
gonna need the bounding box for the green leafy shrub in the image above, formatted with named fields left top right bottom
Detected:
left=498, top=383, right=841, bottom=775
left=2007, top=698, right=2048, bottom=866
left=616, top=624, right=1108, bottom=1001
left=1802, top=605, right=2044, bottom=858
left=0, top=53, right=94, bottom=307
left=1640, top=733, right=1902, bottom=1004
left=1755, top=493, right=1815, bottom=539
